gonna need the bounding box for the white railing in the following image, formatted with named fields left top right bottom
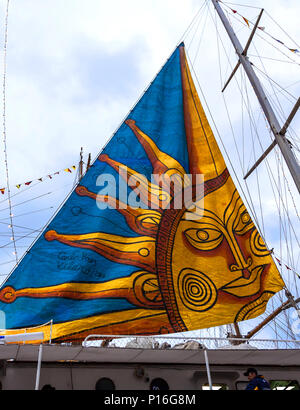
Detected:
left=82, top=335, right=300, bottom=350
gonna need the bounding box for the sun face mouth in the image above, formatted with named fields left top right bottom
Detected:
left=220, top=264, right=268, bottom=298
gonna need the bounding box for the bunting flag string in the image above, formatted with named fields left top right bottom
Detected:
left=0, top=165, right=77, bottom=195
left=275, top=257, right=300, bottom=279
left=218, top=1, right=300, bottom=56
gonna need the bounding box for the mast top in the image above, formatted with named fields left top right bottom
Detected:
left=211, top=0, right=300, bottom=194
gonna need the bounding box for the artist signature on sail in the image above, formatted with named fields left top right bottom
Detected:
left=0, top=120, right=282, bottom=330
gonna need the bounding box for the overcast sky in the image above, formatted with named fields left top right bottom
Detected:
left=0, top=0, right=299, bottom=338
left=0, top=0, right=298, bottom=178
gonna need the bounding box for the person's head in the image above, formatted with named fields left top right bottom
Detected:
left=244, top=368, right=258, bottom=381
left=41, top=384, right=56, bottom=391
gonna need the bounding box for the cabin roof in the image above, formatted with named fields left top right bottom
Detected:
left=0, top=344, right=299, bottom=366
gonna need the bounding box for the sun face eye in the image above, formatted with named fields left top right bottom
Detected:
left=234, top=210, right=254, bottom=235
left=184, top=227, right=224, bottom=251
left=250, top=230, right=271, bottom=257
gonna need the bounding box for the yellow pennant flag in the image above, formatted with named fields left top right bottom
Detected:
left=243, top=16, right=250, bottom=27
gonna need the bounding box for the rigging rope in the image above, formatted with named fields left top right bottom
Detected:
left=264, top=9, right=300, bottom=50
left=253, top=63, right=297, bottom=104
left=220, top=3, right=300, bottom=67
left=177, top=0, right=207, bottom=46
left=220, top=2, right=262, bottom=10
left=187, top=6, right=294, bottom=339
left=2, top=0, right=18, bottom=263
left=211, top=3, right=300, bottom=255
left=242, top=68, right=266, bottom=237
left=210, top=6, right=267, bottom=240
left=0, top=206, right=54, bottom=223
left=206, top=2, right=299, bottom=337
left=219, top=1, right=300, bottom=57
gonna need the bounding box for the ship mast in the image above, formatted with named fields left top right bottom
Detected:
left=211, top=0, right=300, bottom=194
left=211, top=0, right=300, bottom=338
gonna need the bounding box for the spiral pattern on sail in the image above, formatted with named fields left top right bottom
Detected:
left=250, top=231, right=270, bottom=257
left=178, top=269, right=217, bottom=312
left=0, top=286, right=16, bottom=303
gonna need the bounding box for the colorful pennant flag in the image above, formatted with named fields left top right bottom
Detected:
left=242, top=16, right=250, bottom=27
left=0, top=165, right=77, bottom=196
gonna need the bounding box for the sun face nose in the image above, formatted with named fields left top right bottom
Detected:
left=229, top=257, right=253, bottom=279
left=242, top=267, right=251, bottom=280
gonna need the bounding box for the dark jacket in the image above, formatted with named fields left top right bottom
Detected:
left=246, top=376, right=271, bottom=390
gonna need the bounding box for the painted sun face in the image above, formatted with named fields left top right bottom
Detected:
left=0, top=119, right=284, bottom=338
left=179, top=187, right=268, bottom=297
left=167, top=179, right=274, bottom=330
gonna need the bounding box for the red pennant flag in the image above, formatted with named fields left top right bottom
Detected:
left=25, top=181, right=32, bottom=186
left=231, top=9, right=237, bottom=13
left=285, top=265, right=292, bottom=271
left=48, top=175, right=53, bottom=179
